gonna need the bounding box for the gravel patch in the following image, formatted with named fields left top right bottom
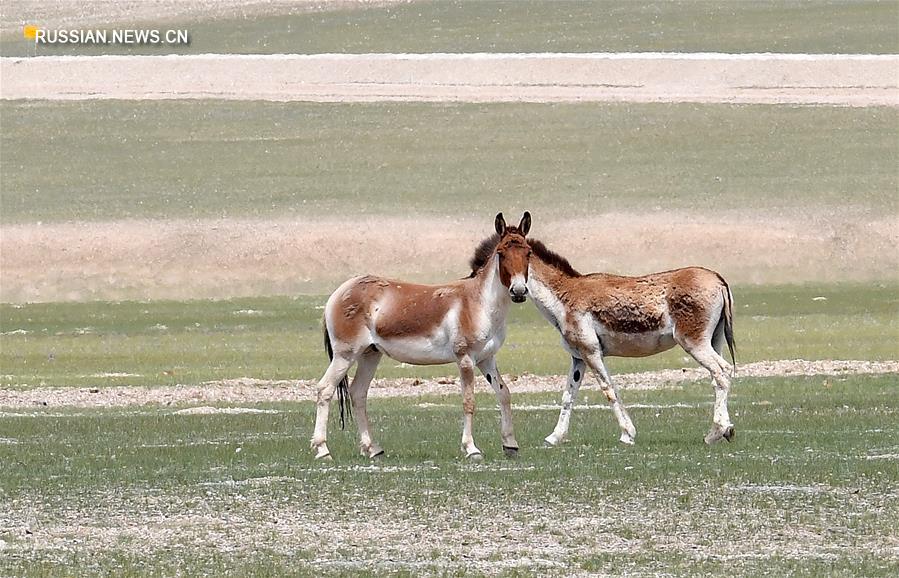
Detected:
left=171, top=406, right=281, bottom=416
left=0, top=359, right=895, bottom=409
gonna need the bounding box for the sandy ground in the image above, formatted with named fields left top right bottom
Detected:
left=2, top=52, right=898, bottom=105
left=1, top=211, right=896, bottom=302
left=1, top=29, right=896, bottom=302
left=1, top=359, right=896, bottom=409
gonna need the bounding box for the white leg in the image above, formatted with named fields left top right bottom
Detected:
left=458, top=355, right=482, bottom=459
left=583, top=352, right=636, bottom=445
left=350, top=350, right=384, bottom=459
left=686, top=344, right=735, bottom=444
left=545, top=356, right=587, bottom=447
left=477, top=357, right=519, bottom=457
left=311, top=355, right=353, bottom=459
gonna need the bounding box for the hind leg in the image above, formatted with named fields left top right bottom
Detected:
left=545, top=356, right=586, bottom=447
left=350, top=350, right=384, bottom=459
left=683, top=340, right=734, bottom=444
left=311, top=354, right=354, bottom=459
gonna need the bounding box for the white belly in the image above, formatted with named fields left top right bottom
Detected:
left=372, top=313, right=506, bottom=366
left=596, top=325, right=677, bottom=357
left=374, top=334, right=458, bottom=365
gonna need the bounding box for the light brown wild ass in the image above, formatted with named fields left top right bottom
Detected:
left=525, top=240, right=736, bottom=446
left=312, top=213, right=533, bottom=460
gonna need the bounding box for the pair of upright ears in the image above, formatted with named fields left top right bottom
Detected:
left=495, top=211, right=531, bottom=236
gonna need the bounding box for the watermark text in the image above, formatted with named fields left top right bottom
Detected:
left=25, top=26, right=190, bottom=46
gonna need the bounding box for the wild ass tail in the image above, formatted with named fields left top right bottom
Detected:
left=322, top=318, right=351, bottom=429
left=717, top=276, right=737, bottom=374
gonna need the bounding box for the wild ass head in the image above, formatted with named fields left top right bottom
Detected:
left=493, top=212, right=532, bottom=303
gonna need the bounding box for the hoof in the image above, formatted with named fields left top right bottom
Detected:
left=467, top=451, right=484, bottom=462
left=314, top=445, right=332, bottom=460
left=361, top=445, right=385, bottom=459
left=315, top=452, right=333, bottom=461
left=704, top=425, right=731, bottom=445
left=502, top=445, right=519, bottom=458
left=723, top=426, right=735, bottom=442
left=370, top=449, right=385, bottom=460
left=619, top=433, right=635, bottom=446
left=544, top=435, right=560, bottom=447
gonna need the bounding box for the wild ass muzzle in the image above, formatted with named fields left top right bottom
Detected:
left=525, top=240, right=736, bottom=446
left=312, top=212, right=533, bottom=460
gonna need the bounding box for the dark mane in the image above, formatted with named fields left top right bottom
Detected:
left=529, top=238, right=581, bottom=277
left=467, top=234, right=501, bottom=277
left=468, top=235, right=581, bottom=278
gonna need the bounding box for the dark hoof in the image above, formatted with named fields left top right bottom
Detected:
left=704, top=424, right=735, bottom=445
left=502, top=445, right=519, bottom=458
left=371, top=450, right=385, bottom=460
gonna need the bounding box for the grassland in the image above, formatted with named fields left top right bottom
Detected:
left=1, top=374, right=897, bottom=576
left=1, top=283, right=896, bottom=388
left=1, top=2, right=896, bottom=574
left=1, top=100, right=896, bottom=223
left=2, top=0, right=897, bottom=57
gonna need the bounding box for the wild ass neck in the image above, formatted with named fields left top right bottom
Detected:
left=476, top=253, right=511, bottom=325
left=527, top=258, right=572, bottom=331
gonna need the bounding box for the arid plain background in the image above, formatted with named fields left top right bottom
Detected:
left=1, top=1, right=898, bottom=576
left=1, top=1, right=897, bottom=302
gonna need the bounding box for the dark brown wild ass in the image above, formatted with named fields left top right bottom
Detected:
left=525, top=240, right=736, bottom=446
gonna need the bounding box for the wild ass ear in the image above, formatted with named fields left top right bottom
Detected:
left=494, top=212, right=506, bottom=236
left=518, top=211, right=531, bottom=236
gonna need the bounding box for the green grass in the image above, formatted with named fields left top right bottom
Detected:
left=1, top=283, right=896, bottom=388
left=0, top=375, right=896, bottom=575
left=2, top=0, right=897, bottom=56
left=1, top=100, right=896, bottom=223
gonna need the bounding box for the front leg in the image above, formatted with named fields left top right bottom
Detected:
left=458, top=355, right=483, bottom=460
left=582, top=350, right=636, bottom=445
left=545, top=356, right=586, bottom=447
left=477, top=356, right=519, bottom=457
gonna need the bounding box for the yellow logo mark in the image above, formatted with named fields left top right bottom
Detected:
left=23, top=25, right=39, bottom=39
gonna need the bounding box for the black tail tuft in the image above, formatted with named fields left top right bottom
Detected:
left=719, top=278, right=736, bottom=375
left=323, top=321, right=351, bottom=429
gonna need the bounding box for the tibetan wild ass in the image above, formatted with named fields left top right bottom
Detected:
left=525, top=240, right=736, bottom=446
left=313, top=212, right=533, bottom=460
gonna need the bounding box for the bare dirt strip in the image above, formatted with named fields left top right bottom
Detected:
left=2, top=212, right=896, bottom=303
left=1, top=360, right=895, bottom=410
left=2, top=53, right=897, bottom=105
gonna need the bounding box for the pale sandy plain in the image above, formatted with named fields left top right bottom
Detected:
left=2, top=211, right=897, bottom=303
left=2, top=52, right=897, bottom=105
left=1, top=52, right=898, bottom=301
left=0, top=2, right=896, bottom=334
left=2, top=0, right=899, bottom=302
